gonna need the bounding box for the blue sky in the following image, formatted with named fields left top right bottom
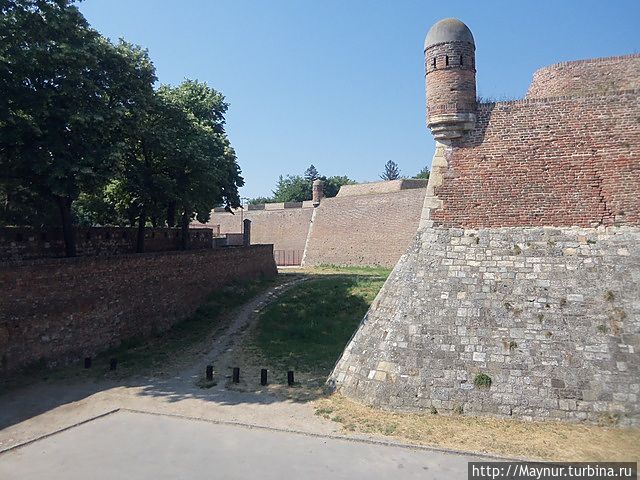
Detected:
left=79, top=0, right=640, bottom=200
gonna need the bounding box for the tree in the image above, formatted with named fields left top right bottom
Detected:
left=380, top=160, right=401, bottom=181
left=304, top=164, right=320, bottom=182
left=247, top=196, right=272, bottom=205
left=413, top=166, right=430, bottom=180
left=272, top=175, right=311, bottom=202
left=322, top=175, right=355, bottom=197
left=157, top=81, right=243, bottom=249
left=0, top=0, right=156, bottom=256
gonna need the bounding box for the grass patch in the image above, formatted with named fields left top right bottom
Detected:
left=312, top=264, right=392, bottom=277
left=253, top=274, right=386, bottom=376
left=315, top=394, right=640, bottom=461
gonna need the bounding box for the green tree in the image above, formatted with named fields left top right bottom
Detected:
left=304, top=164, right=320, bottom=181
left=380, top=160, right=401, bottom=181
left=247, top=196, right=273, bottom=205
left=0, top=0, right=156, bottom=256
left=413, top=166, right=430, bottom=180
left=157, top=81, right=243, bottom=249
left=272, top=175, right=311, bottom=202
left=322, top=175, right=355, bottom=197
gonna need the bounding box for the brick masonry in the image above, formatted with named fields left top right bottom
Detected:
left=0, top=226, right=213, bottom=261
left=527, top=54, right=640, bottom=99
left=205, top=206, right=314, bottom=255
left=431, top=91, right=640, bottom=228
left=330, top=226, right=640, bottom=424
left=0, top=245, right=277, bottom=375
left=303, top=188, right=427, bottom=267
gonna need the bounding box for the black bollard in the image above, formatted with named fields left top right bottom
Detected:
left=260, top=369, right=268, bottom=386
left=109, top=358, right=117, bottom=371
left=206, top=365, right=213, bottom=381
left=287, top=370, right=294, bottom=386
left=232, top=367, right=240, bottom=384
left=84, top=357, right=92, bottom=369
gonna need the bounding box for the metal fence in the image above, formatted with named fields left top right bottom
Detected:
left=273, top=250, right=302, bottom=266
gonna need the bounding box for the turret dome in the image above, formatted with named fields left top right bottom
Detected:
left=424, top=18, right=474, bottom=50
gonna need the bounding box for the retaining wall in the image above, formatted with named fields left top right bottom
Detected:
left=0, top=245, right=277, bottom=375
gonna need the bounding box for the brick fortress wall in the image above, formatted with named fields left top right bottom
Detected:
left=527, top=54, right=640, bottom=99
left=431, top=91, right=640, bottom=228
left=0, top=245, right=277, bottom=375
left=0, top=226, right=213, bottom=262
left=206, top=204, right=314, bottom=255
left=303, top=188, right=427, bottom=267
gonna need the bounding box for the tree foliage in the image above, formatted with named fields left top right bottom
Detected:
left=0, top=0, right=243, bottom=255
left=413, top=166, right=430, bottom=180
left=264, top=165, right=354, bottom=203
left=380, top=160, right=401, bottom=181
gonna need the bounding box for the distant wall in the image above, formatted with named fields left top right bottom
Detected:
left=0, top=226, right=213, bottom=262
left=527, top=54, right=640, bottom=99
left=0, top=245, right=277, bottom=375
left=337, top=179, right=427, bottom=197
left=303, top=188, right=426, bottom=267
left=204, top=204, right=314, bottom=257
left=431, top=90, right=640, bottom=228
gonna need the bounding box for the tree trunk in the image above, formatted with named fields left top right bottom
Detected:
left=56, top=195, right=76, bottom=257
left=180, top=207, right=190, bottom=250
left=166, top=202, right=176, bottom=228
left=136, top=206, right=146, bottom=253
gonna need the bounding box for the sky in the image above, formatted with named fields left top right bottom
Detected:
left=78, top=0, right=640, bottom=200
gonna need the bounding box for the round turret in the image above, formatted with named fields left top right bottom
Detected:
left=312, top=179, right=324, bottom=206
left=424, top=18, right=477, bottom=139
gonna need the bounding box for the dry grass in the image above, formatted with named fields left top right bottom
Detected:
left=314, top=394, right=640, bottom=462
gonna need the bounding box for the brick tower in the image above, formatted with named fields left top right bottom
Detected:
left=420, top=18, right=477, bottom=227
left=424, top=18, right=477, bottom=139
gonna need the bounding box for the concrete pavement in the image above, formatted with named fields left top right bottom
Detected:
left=0, top=410, right=479, bottom=480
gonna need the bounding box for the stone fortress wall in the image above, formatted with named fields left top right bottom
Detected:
left=329, top=19, right=640, bottom=425
left=205, top=179, right=428, bottom=267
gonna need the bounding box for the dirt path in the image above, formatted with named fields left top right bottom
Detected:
left=0, top=274, right=338, bottom=452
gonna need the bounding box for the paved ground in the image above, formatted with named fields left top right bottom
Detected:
left=0, top=410, right=478, bottom=480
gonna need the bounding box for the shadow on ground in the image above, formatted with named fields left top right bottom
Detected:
left=0, top=269, right=387, bottom=434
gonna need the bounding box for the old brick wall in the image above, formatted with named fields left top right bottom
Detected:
left=330, top=226, right=640, bottom=424
left=204, top=205, right=313, bottom=255
left=303, top=188, right=427, bottom=267
left=0, top=226, right=213, bottom=262
left=0, top=245, right=277, bottom=375
left=527, top=54, right=640, bottom=99
left=431, top=90, right=640, bottom=228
